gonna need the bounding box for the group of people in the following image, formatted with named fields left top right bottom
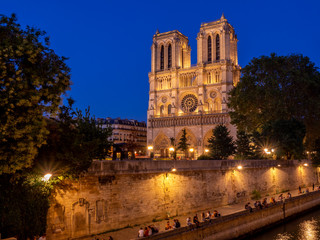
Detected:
left=245, top=192, right=293, bottom=212
left=165, top=219, right=181, bottom=230
left=138, top=225, right=159, bottom=238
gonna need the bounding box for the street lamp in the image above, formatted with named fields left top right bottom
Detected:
left=237, top=165, right=243, bottom=170
left=147, top=145, right=153, bottom=158
left=189, top=148, right=194, bottom=152
left=205, top=149, right=209, bottom=153
left=42, top=173, right=52, bottom=182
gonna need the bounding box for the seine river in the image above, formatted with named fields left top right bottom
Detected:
left=244, top=207, right=320, bottom=240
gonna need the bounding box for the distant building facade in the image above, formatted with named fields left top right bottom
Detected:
left=147, top=15, right=240, bottom=159
left=97, top=118, right=147, bottom=159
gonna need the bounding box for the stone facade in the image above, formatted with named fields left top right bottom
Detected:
left=46, top=160, right=318, bottom=240
left=97, top=117, right=147, bottom=159
left=147, top=15, right=241, bottom=158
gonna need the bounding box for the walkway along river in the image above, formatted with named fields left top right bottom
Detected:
left=130, top=190, right=320, bottom=240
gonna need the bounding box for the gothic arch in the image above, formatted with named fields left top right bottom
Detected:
left=203, top=128, right=214, bottom=147
left=214, top=97, right=222, bottom=111
left=153, top=132, right=171, bottom=150
left=175, top=128, right=197, bottom=148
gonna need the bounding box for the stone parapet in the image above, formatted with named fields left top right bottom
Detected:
left=88, top=159, right=301, bottom=175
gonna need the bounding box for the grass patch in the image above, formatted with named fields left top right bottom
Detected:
left=251, top=189, right=261, bottom=200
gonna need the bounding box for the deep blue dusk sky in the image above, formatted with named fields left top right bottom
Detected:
left=2, top=0, right=320, bottom=122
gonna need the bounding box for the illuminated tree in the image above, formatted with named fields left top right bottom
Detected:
left=0, top=14, right=70, bottom=174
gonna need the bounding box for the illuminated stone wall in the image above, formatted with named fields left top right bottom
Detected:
left=46, top=160, right=319, bottom=240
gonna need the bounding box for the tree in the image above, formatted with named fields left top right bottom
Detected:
left=261, top=119, right=306, bottom=160
left=235, top=131, right=256, bottom=159
left=228, top=53, right=320, bottom=148
left=0, top=14, right=71, bottom=174
left=208, top=125, right=236, bottom=160
left=34, top=98, right=113, bottom=177
left=177, top=129, right=189, bottom=158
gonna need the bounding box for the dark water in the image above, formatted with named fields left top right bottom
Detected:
left=245, top=207, right=320, bottom=240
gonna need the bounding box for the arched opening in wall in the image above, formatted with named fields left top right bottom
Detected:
left=215, top=71, right=220, bottom=83
left=207, top=99, right=214, bottom=112
left=168, top=104, right=172, bottom=115
left=207, top=72, right=212, bottom=84
left=208, top=35, right=212, bottom=63
left=160, top=105, right=165, bottom=116
left=175, top=128, right=197, bottom=159
left=168, top=44, right=172, bottom=69
left=216, top=35, right=220, bottom=61
left=160, top=45, right=164, bottom=71
left=214, top=98, right=221, bottom=112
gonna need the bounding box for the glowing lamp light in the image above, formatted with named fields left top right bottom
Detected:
left=277, top=164, right=281, bottom=167
left=147, top=146, right=153, bottom=150
left=169, top=147, right=175, bottom=152
left=303, top=163, right=309, bottom=167
left=237, top=165, right=243, bottom=170
left=271, top=149, right=275, bottom=153
left=189, top=148, right=194, bottom=152
left=264, top=148, right=268, bottom=153
left=43, top=173, right=52, bottom=181
left=171, top=168, right=177, bottom=172
left=205, top=149, right=209, bottom=153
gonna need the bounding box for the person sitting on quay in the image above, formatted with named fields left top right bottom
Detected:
left=213, top=210, right=221, bottom=217
left=143, top=227, right=149, bottom=237
left=205, top=211, right=212, bottom=220
left=299, top=186, right=302, bottom=194
left=306, top=188, right=309, bottom=193
left=186, top=217, right=192, bottom=226
left=165, top=221, right=173, bottom=230
left=278, top=193, right=284, bottom=201
left=150, top=224, right=159, bottom=234
left=173, top=219, right=181, bottom=228
left=193, top=214, right=200, bottom=227
left=287, top=192, right=292, bottom=198
left=262, top=198, right=268, bottom=208
left=254, top=200, right=263, bottom=209
left=270, top=197, right=276, bottom=204
left=138, top=227, right=144, bottom=238
left=245, top=202, right=253, bottom=212
left=201, top=212, right=206, bottom=222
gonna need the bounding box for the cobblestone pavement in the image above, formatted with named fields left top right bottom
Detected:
left=83, top=186, right=315, bottom=240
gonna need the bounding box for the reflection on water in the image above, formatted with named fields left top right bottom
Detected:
left=245, top=208, right=320, bottom=240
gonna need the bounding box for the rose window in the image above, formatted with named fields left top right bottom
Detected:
left=181, top=94, right=198, bottom=113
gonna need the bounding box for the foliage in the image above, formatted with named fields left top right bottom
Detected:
left=35, top=98, right=113, bottom=177
left=0, top=14, right=71, bottom=174
left=251, top=189, right=261, bottom=200
left=177, top=129, right=189, bottom=158
left=197, top=154, right=211, bottom=160
left=170, top=137, right=176, bottom=160
left=235, top=131, right=257, bottom=159
left=228, top=53, right=320, bottom=148
left=208, top=125, right=236, bottom=160
left=0, top=174, right=51, bottom=239
left=261, top=119, right=306, bottom=159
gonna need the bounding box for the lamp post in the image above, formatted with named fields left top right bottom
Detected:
left=169, top=147, right=175, bottom=160
left=148, top=145, right=153, bottom=159
left=189, top=148, right=194, bottom=160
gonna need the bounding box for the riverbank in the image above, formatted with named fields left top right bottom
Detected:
left=78, top=186, right=319, bottom=240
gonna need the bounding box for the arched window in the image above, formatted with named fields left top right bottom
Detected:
left=216, top=35, right=220, bottom=61
left=168, top=104, right=172, bottom=115
left=207, top=36, right=212, bottom=63
left=168, top=44, right=172, bottom=69
left=160, top=105, right=164, bottom=115
left=207, top=72, right=212, bottom=84
left=160, top=45, right=164, bottom=71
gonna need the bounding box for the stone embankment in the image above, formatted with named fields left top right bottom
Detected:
left=135, top=190, right=320, bottom=240
left=47, top=159, right=318, bottom=240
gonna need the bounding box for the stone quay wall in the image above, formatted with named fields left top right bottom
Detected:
left=138, top=190, right=320, bottom=240
left=46, top=160, right=319, bottom=240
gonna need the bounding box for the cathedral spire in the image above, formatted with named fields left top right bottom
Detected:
left=155, top=29, right=160, bottom=35
left=221, top=13, right=226, bottom=21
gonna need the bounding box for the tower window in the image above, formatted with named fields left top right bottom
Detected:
left=168, top=44, right=172, bottom=69
left=168, top=104, right=172, bottom=115
left=160, top=45, right=164, bottom=71
left=208, top=36, right=212, bottom=63
left=160, top=105, right=164, bottom=115
left=216, top=35, right=220, bottom=61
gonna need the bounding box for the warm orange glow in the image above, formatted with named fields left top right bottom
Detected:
left=205, top=149, right=209, bottom=153
left=171, top=168, right=177, bottom=172
left=304, top=163, right=309, bottom=167
left=237, top=165, right=243, bottom=170
left=42, top=173, right=52, bottom=181
left=189, top=148, right=194, bottom=152
left=148, top=145, right=153, bottom=150
left=169, top=147, right=175, bottom=152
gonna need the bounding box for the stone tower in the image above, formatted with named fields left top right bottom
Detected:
left=147, top=15, right=241, bottom=159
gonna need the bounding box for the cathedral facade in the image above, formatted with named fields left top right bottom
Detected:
left=147, top=15, right=241, bottom=159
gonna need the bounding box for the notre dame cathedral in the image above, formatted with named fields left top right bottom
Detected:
left=147, top=14, right=241, bottom=158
